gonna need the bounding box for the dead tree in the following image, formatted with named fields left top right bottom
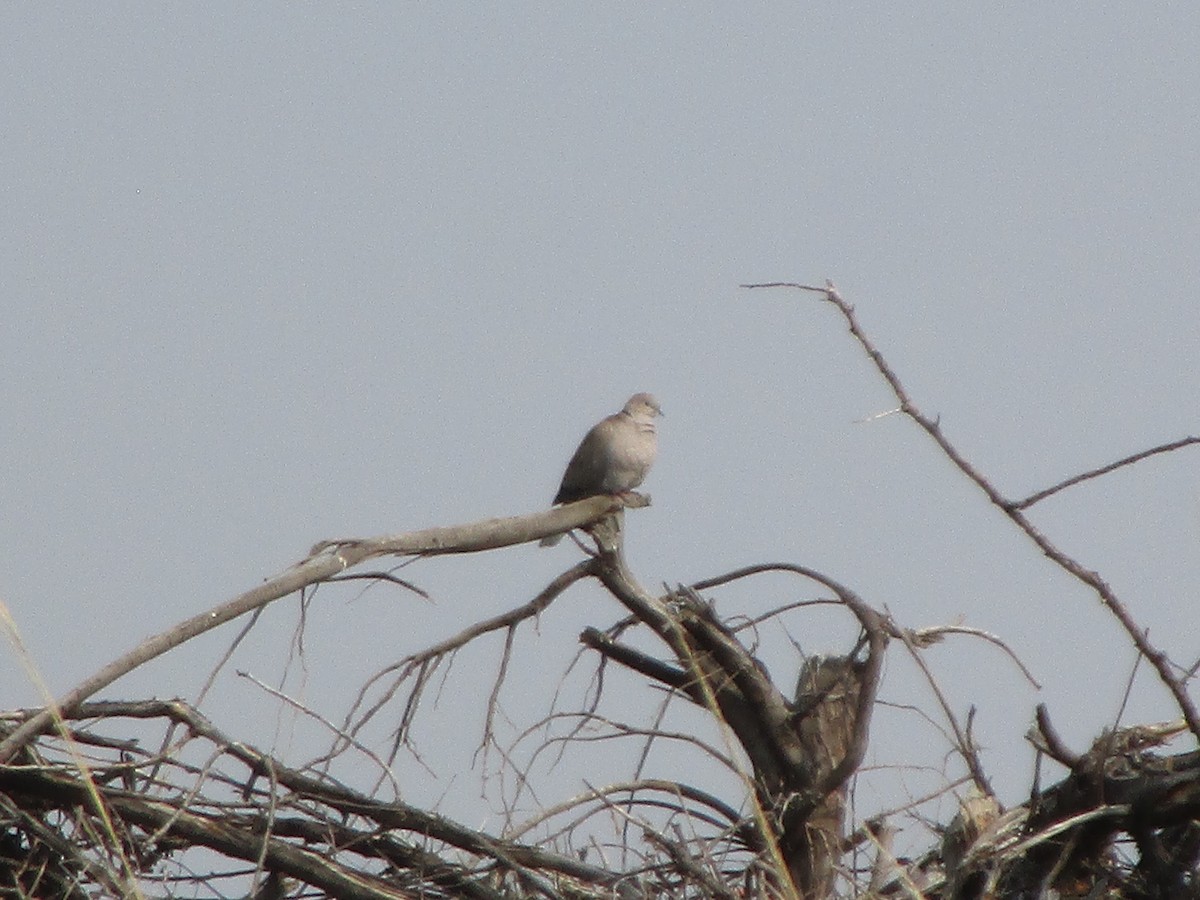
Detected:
left=1, top=283, right=1197, bottom=898
left=0, top=515, right=888, bottom=899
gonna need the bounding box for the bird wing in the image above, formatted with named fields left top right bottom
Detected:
left=552, top=416, right=619, bottom=504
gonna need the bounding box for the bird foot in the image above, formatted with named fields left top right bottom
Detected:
left=615, top=491, right=651, bottom=508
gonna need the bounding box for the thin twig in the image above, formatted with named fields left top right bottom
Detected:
left=1012, top=437, right=1200, bottom=509
left=507, top=779, right=745, bottom=842
left=905, top=624, right=1042, bottom=690
left=895, top=628, right=993, bottom=797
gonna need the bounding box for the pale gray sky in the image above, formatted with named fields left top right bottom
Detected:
left=3, top=5, right=1198, bottom=846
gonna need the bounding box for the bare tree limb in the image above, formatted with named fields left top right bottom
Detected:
left=0, top=496, right=628, bottom=763
left=1011, top=436, right=1200, bottom=510
left=743, top=280, right=1200, bottom=745
left=1028, top=703, right=1081, bottom=769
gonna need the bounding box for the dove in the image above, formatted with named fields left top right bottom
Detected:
left=540, top=393, right=661, bottom=547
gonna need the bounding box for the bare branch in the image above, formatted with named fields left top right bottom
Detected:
left=1028, top=703, right=1081, bottom=768
left=507, top=779, right=746, bottom=842
left=1012, top=436, right=1200, bottom=509
left=0, top=496, right=627, bottom=763
left=904, top=623, right=1042, bottom=690
left=580, top=627, right=690, bottom=691
left=745, top=280, right=1200, bottom=745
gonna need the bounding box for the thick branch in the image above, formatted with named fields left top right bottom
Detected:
left=580, top=627, right=690, bottom=691
left=0, top=495, right=629, bottom=763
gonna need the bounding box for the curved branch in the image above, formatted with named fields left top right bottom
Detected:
left=506, top=778, right=746, bottom=841
left=1029, top=703, right=1081, bottom=768
left=784, top=568, right=889, bottom=808
left=906, top=624, right=1042, bottom=690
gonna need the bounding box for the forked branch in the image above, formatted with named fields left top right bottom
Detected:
left=743, top=280, right=1200, bottom=744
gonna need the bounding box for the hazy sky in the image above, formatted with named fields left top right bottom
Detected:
left=3, top=5, right=1198, bottom=850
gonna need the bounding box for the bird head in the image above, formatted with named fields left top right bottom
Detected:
left=624, top=393, right=662, bottom=420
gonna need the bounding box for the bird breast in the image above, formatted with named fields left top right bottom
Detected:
left=602, top=422, right=657, bottom=492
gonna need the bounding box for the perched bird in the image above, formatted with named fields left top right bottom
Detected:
left=540, top=392, right=662, bottom=547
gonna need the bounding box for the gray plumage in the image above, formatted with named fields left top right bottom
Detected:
left=540, top=393, right=661, bottom=547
